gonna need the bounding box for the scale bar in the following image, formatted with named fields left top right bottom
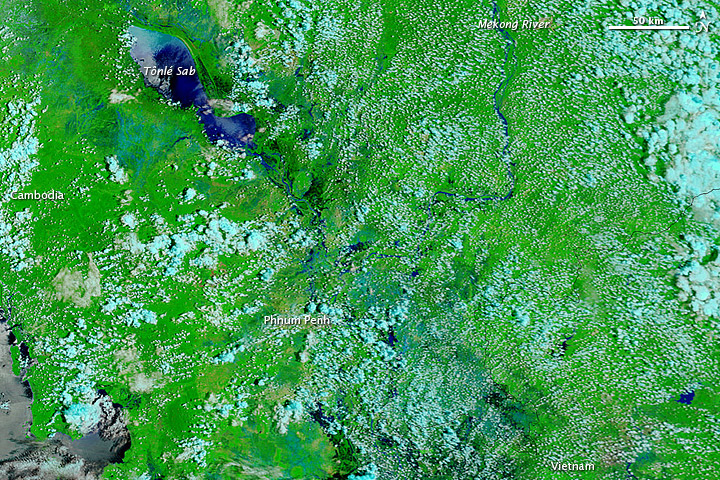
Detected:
left=608, top=25, right=689, bottom=30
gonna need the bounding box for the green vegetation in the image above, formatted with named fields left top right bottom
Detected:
left=0, top=0, right=718, bottom=478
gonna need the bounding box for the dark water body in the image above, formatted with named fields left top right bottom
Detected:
left=677, top=390, right=695, bottom=405
left=128, top=26, right=255, bottom=148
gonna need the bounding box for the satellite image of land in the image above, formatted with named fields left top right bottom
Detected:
left=0, top=0, right=718, bottom=478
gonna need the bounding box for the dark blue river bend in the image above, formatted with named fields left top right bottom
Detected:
left=424, top=2, right=517, bottom=230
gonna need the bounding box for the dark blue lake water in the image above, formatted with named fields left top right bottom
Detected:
left=128, top=26, right=255, bottom=148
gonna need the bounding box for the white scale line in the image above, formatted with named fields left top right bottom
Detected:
left=608, top=25, right=690, bottom=30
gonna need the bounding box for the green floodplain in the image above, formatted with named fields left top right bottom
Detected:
left=0, top=0, right=718, bottom=478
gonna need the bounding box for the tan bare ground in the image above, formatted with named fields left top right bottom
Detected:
left=53, top=253, right=101, bottom=307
